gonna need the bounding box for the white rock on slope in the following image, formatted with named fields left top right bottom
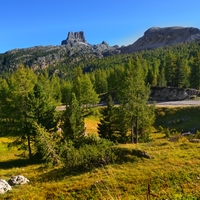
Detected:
left=8, top=175, right=30, bottom=186
left=0, top=179, right=12, bottom=194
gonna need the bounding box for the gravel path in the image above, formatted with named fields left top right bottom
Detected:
left=156, top=100, right=200, bottom=106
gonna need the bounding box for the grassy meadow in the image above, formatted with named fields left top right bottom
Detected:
left=1, top=106, right=200, bottom=199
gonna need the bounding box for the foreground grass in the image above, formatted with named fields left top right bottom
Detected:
left=1, top=133, right=200, bottom=199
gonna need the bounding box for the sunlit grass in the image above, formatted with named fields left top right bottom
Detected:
left=1, top=109, right=200, bottom=199
left=84, top=115, right=99, bottom=134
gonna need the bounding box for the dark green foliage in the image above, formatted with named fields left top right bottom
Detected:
left=154, top=107, right=200, bottom=133
left=0, top=65, right=58, bottom=158
left=27, top=83, right=56, bottom=129
left=190, top=53, right=200, bottom=89
left=117, top=57, right=154, bottom=143
left=97, top=95, right=129, bottom=143
left=34, top=123, right=60, bottom=166
left=61, top=135, right=115, bottom=170
left=61, top=93, right=85, bottom=141
left=60, top=80, right=72, bottom=104
left=98, top=95, right=116, bottom=140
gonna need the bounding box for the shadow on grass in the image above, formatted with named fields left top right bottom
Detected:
left=0, top=158, right=43, bottom=169
left=37, top=166, right=91, bottom=182
left=37, top=152, right=151, bottom=182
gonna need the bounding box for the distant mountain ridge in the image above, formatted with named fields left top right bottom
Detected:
left=1, top=26, right=200, bottom=71
left=121, top=26, right=200, bottom=53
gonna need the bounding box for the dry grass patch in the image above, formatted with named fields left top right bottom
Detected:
left=1, top=133, right=200, bottom=199
left=84, top=116, right=99, bottom=134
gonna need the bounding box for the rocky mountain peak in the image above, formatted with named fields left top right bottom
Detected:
left=61, top=31, right=87, bottom=45
left=121, top=26, right=200, bottom=53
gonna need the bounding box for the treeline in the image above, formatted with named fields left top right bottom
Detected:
left=55, top=41, right=200, bottom=93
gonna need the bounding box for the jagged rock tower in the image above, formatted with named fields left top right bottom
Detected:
left=61, top=31, right=87, bottom=45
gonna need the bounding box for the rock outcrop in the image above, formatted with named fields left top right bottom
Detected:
left=0, top=175, right=30, bottom=195
left=150, top=87, right=200, bottom=101
left=8, top=175, right=30, bottom=186
left=0, top=179, right=12, bottom=194
left=121, top=26, right=200, bottom=53
left=61, top=31, right=87, bottom=45
left=0, top=31, right=120, bottom=72
left=1, top=27, right=200, bottom=73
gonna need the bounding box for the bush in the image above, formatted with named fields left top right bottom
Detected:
left=62, top=137, right=115, bottom=170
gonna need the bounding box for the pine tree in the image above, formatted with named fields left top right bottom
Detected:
left=62, top=93, right=85, bottom=141
left=97, top=95, right=116, bottom=140
left=117, top=57, right=154, bottom=143
left=0, top=65, right=57, bottom=158
left=190, top=53, right=200, bottom=89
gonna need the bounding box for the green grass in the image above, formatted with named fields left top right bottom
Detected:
left=154, top=106, right=200, bottom=133
left=1, top=108, right=200, bottom=199
left=1, top=134, right=200, bottom=199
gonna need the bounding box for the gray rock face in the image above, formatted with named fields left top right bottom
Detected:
left=61, top=31, right=87, bottom=45
left=0, top=179, right=12, bottom=194
left=150, top=87, right=200, bottom=101
left=2, top=27, right=200, bottom=72
left=8, top=175, right=30, bottom=186
left=121, top=26, right=200, bottom=53
left=2, top=31, right=120, bottom=71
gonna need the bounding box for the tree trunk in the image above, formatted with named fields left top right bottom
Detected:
left=135, top=117, right=138, bottom=144
left=131, top=124, right=134, bottom=144
left=27, top=134, right=32, bottom=159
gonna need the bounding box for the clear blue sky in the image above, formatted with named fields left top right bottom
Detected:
left=1, top=0, right=200, bottom=53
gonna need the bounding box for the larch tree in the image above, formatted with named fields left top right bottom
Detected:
left=0, top=65, right=58, bottom=159
left=61, top=93, right=85, bottom=142
left=117, top=57, right=154, bottom=143
left=0, top=65, right=37, bottom=158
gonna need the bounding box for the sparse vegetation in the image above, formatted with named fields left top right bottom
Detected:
left=1, top=107, right=200, bottom=199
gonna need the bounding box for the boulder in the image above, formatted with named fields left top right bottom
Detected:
left=8, top=175, right=30, bottom=186
left=150, top=87, right=200, bottom=101
left=0, top=179, right=12, bottom=194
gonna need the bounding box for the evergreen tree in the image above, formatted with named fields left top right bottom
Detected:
left=61, top=80, right=73, bottom=104
left=158, top=61, right=167, bottom=87
left=97, top=95, right=116, bottom=141
left=94, top=69, right=108, bottom=94
left=190, top=53, right=200, bottom=89
left=165, top=53, right=177, bottom=87
left=62, top=93, right=85, bottom=141
left=0, top=65, right=57, bottom=158
left=79, top=74, right=99, bottom=106
left=117, top=57, right=154, bottom=143
left=175, top=57, right=190, bottom=88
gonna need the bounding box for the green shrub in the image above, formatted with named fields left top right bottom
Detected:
left=62, top=137, right=115, bottom=170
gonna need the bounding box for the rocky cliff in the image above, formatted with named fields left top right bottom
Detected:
left=121, top=26, right=200, bottom=53
left=61, top=31, right=87, bottom=45
left=150, top=87, right=200, bottom=101
left=0, top=31, right=120, bottom=71
left=1, top=27, right=200, bottom=71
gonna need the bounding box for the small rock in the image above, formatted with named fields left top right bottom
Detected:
left=8, top=175, right=30, bottom=186
left=0, top=179, right=12, bottom=194
left=190, top=139, right=200, bottom=143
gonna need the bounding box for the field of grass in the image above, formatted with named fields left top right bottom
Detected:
left=1, top=108, right=200, bottom=199
left=154, top=106, right=200, bottom=133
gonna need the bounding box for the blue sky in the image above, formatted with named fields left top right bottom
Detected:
left=1, top=0, right=200, bottom=53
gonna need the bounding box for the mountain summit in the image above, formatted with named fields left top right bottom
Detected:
left=61, top=31, right=87, bottom=45
left=1, top=26, right=200, bottom=71
left=121, top=26, right=200, bottom=53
